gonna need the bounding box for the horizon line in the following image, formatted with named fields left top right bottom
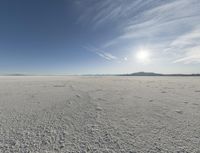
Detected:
left=1, top=72, right=200, bottom=76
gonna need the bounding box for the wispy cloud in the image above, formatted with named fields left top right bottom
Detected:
left=166, top=27, right=200, bottom=63
left=76, top=0, right=124, bottom=28
left=104, top=0, right=200, bottom=46
left=170, top=28, right=200, bottom=49
left=84, top=45, right=117, bottom=61
left=76, top=0, right=200, bottom=65
left=173, top=46, right=200, bottom=64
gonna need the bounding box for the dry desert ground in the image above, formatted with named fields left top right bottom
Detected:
left=0, top=76, right=200, bottom=153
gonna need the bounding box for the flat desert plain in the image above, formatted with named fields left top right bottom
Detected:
left=0, top=76, right=200, bottom=153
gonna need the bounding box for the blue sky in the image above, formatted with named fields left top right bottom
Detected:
left=0, top=0, right=200, bottom=74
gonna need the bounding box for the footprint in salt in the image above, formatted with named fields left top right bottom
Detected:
left=96, top=107, right=103, bottom=111
left=54, top=84, right=65, bottom=87
left=175, top=110, right=183, bottom=114
left=75, top=94, right=81, bottom=98
left=97, top=98, right=106, bottom=101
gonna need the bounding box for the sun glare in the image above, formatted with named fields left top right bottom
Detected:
left=136, top=49, right=150, bottom=63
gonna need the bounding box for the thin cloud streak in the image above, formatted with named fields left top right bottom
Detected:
left=173, top=46, right=200, bottom=64
left=84, top=45, right=117, bottom=61
left=168, top=27, right=200, bottom=63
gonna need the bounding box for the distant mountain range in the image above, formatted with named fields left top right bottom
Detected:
left=4, top=74, right=28, bottom=76
left=119, top=72, right=200, bottom=76
left=1, top=72, right=200, bottom=76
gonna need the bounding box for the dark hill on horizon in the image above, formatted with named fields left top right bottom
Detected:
left=119, top=72, right=200, bottom=76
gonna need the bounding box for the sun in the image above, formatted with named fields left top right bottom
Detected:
left=136, top=49, right=150, bottom=63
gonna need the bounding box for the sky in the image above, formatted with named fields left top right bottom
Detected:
left=0, top=0, right=200, bottom=75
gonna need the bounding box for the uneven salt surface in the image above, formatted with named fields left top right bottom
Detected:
left=0, top=76, right=200, bottom=152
